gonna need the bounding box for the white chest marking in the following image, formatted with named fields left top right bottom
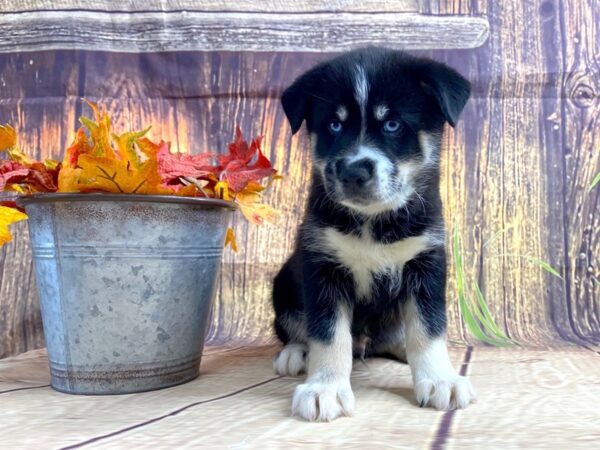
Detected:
left=320, top=226, right=438, bottom=299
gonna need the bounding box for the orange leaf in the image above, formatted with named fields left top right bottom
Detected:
left=214, top=181, right=231, bottom=201
left=73, top=154, right=166, bottom=194
left=112, top=127, right=151, bottom=168
left=224, top=227, right=238, bottom=252
left=0, top=205, right=27, bottom=247
left=235, top=189, right=279, bottom=225
left=79, top=100, right=116, bottom=159
left=63, top=128, right=93, bottom=168
left=0, top=124, right=17, bottom=152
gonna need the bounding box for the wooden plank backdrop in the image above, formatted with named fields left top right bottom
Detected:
left=0, top=10, right=488, bottom=53
left=0, top=0, right=598, bottom=357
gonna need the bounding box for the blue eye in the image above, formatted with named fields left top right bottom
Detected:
left=329, top=121, right=343, bottom=134
left=383, top=120, right=401, bottom=133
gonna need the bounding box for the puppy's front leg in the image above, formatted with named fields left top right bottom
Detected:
left=403, top=251, right=476, bottom=410
left=292, top=304, right=354, bottom=421
left=291, top=260, right=355, bottom=422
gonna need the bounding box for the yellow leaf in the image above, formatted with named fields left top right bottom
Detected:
left=0, top=124, right=17, bottom=152
left=79, top=100, right=116, bottom=159
left=57, top=166, right=83, bottom=192
left=112, top=127, right=151, bottom=168
left=224, top=227, right=238, bottom=252
left=235, top=190, right=279, bottom=225
left=5, top=183, right=27, bottom=194
left=44, top=159, right=60, bottom=170
left=6, top=148, right=33, bottom=165
left=214, top=181, right=231, bottom=201
left=74, top=154, right=167, bottom=194
left=0, top=206, right=27, bottom=247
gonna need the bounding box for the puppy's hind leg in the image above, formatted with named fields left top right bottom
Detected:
left=273, top=314, right=308, bottom=376
left=371, top=325, right=408, bottom=363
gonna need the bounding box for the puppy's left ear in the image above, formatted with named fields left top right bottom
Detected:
left=281, top=72, right=314, bottom=135
left=420, top=63, right=471, bottom=128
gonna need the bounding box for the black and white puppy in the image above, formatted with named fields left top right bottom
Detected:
left=272, top=47, right=475, bottom=422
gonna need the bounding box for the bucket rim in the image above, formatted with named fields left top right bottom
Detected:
left=17, top=193, right=237, bottom=210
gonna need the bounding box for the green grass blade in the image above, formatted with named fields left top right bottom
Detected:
left=471, top=281, right=504, bottom=335
left=458, top=291, right=509, bottom=346
left=589, top=172, right=600, bottom=192
left=472, top=281, right=517, bottom=345
left=496, top=253, right=562, bottom=279
left=453, top=222, right=510, bottom=346
left=482, top=224, right=513, bottom=249
left=531, top=258, right=562, bottom=278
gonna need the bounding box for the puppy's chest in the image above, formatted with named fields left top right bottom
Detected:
left=320, top=225, right=434, bottom=299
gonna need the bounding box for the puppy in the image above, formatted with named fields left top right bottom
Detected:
left=272, top=47, right=475, bottom=422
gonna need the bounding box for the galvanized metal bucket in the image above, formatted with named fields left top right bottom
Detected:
left=18, top=193, right=235, bottom=395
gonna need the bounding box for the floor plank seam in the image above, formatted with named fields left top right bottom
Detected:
left=59, top=376, right=283, bottom=449
left=429, top=346, right=474, bottom=450
left=0, top=384, right=51, bottom=394
left=580, top=344, right=600, bottom=356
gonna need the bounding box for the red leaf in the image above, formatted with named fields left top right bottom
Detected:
left=0, top=200, right=25, bottom=213
left=157, top=143, right=218, bottom=184
left=0, top=161, right=29, bottom=191
left=25, top=162, right=60, bottom=192
left=220, top=143, right=275, bottom=192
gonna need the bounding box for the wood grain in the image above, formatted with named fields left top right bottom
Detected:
left=424, top=0, right=598, bottom=346
left=1, top=346, right=599, bottom=448
left=0, top=346, right=469, bottom=448
left=0, top=11, right=489, bottom=53
left=561, top=0, right=600, bottom=344
left=0, top=0, right=598, bottom=356
left=0, top=0, right=419, bottom=13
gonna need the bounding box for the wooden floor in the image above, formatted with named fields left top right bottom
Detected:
left=1, top=344, right=599, bottom=449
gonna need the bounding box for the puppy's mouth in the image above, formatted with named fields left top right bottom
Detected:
left=321, top=158, right=414, bottom=215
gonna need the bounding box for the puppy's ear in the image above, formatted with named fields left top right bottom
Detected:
left=420, top=63, right=471, bottom=128
left=281, top=73, right=313, bottom=135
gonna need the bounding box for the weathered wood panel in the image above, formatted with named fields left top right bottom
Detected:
left=561, top=0, right=600, bottom=344
left=0, top=0, right=598, bottom=356
left=0, top=11, right=489, bottom=53
left=0, top=0, right=419, bottom=13
left=416, top=0, right=599, bottom=347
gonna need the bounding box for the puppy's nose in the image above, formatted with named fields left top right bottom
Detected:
left=336, top=159, right=375, bottom=187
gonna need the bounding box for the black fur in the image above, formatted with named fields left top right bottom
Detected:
left=274, top=48, right=469, bottom=355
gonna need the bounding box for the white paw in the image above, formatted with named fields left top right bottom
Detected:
left=273, top=343, right=307, bottom=376
left=291, top=380, right=355, bottom=422
left=414, top=375, right=476, bottom=410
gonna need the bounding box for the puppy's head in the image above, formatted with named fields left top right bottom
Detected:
left=281, top=48, right=470, bottom=215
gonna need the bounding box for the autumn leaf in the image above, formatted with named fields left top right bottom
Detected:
left=221, top=149, right=275, bottom=192
left=0, top=205, right=27, bottom=246
left=22, top=162, right=60, bottom=193
left=74, top=154, right=167, bottom=194
left=112, top=127, right=152, bottom=168
left=157, top=142, right=217, bottom=185
left=224, top=227, right=238, bottom=252
left=79, top=100, right=116, bottom=159
left=0, top=161, right=29, bottom=191
left=0, top=124, right=17, bottom=152
left=63, top=128, right=93, bottom=168
left=214, top=181, right=231, bottom=201
left=1, top=106, right=281, bottom=252
left=0, top=159, right=60, bottom=194
left=218, top=128, right=276, bottom=193
left=235, top=189, right=279, bottom=225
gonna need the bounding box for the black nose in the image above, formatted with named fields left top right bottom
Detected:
left=336, top=159, right=375, bottom=188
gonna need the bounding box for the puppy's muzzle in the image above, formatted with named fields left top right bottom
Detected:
left=333, top=158, right=376, bottom=199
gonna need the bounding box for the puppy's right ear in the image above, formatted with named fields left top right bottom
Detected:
left=281, top=74, right=312, bottom=135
